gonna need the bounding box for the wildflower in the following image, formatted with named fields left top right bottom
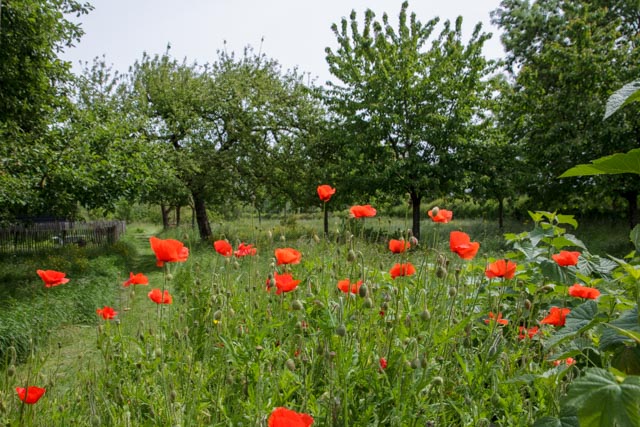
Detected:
left=485, top=259, right=517, bottom=279
left=350, top=204, right=377, bottom=218
left=337, top=279, right=363, bottom=294
left=389, top=262, right=416, bottom=279
left=123, top=272, right=148, bottom=287
left=388, top=239, right=410, bottom=253
left=379, top=357, right=388, bottom=370
left=15, top=386, right=46, bottom=404
left=484, top=312, right=508, bottom=326
left=428, top=207, right=453, bottom=223
left=149, top=237, right=189, bottom=267
left=568, top=283, right=600, bottom=300
left=234, top=242, right=257, bottom=257
left=96, top=306, right=117, bottom=320
left=275, top=248, right=301, bottom=265
left=540, top=307, right=571, bottom=327
left=269, top=272, right=301, bottom=295
left=553, top=357, right=576, bottom=366
left=449, top=231, right=480, bottom=260
left=317, top=185, right=336, bottom=202
left=518, top=326, right=540, bottom=340
left=214, top=240, right=233, bottom=257
left=36, top=270, right=69, bottom=287
left=552, top=250, right=581, bottom=267
left=148, top=288, right=173, bottom=304
left=268, top=407, right=314, bottom=427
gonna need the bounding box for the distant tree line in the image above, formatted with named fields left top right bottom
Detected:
left=1, top=0, right=639, bottom=240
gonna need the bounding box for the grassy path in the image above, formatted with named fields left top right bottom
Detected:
left=10, top=223, right=166, bottom=406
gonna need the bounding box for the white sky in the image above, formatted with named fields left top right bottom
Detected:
left=62, top=0, right=505, bottom=85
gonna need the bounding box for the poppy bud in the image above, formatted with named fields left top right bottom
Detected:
left=7, top=365, right=15, bottom=377
left=524, top=299, right=532, bottom=310
left=213, top=310, right=222, bottom=321
left=285, top=359, right=296, bottom=372
left=313, top=234, right=320, bottom=243
left=291, top=300, right=304, bottom=311
left=255, top=345, right=263, bottom=353
left=169, top=390, right=177, bottom=403
left=267, top=230, right=273, bottom=240
left=280, top=235, right=286, bottom=242
left=431, top=376, right=444, bottom=386
left=363, top=297, right=373, bottom=308
left=358, top=283, right=368, bottom=298
left=448, top=287, right=457, bottom=297
left=409, top=236, right=419, bottom=246
left=166, top=273, right=173, bottom=281
left=411, top=358, right=421, bottom=369
left=436, top=266, right=447, bottom=278
left=233, top=261, right=240, bottom=269
left=336, top=324, right=347, bottom=337
left=420, top=308, right=431, bottom=321
left=539, top=284, right=555, bottom=293
left=404, top=314, right=412, bottom=327
left=347, top=249, right=356, bottom=262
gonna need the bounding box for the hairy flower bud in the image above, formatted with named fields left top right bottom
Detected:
left=358, top=283, right=368, bottom=298
left=336, top=324, right=347, bottom=337
left=285, top=358, right=296, bottom=372
left=347, top=249, right=357, bottom=262
left=291, top=300, right=304, bottom=311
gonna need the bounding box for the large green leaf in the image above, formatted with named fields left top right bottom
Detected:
left=560, top=149, right=640, bottom=177
left=533, top=406, right=579, bottom=427
left=630, top=225, right=640, bottom=253
left=600, top=307, right=640, bottom=351
left=565, top=368, right=640, bottom=427
left=545, top=301, right=602, bottom=349
left=604, top=79, right=640, bottom=119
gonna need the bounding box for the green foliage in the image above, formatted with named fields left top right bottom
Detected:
left=605, top=79, right=640, bottom=120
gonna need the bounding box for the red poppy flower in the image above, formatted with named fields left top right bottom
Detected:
left=484, top=312, right=509, bottom=326
left=568, top=283, right=600, bottom=300
left=148, top=288, right=173, bottom=304
left=317, top=185, right=336, bottom=202
left=15, top=386, right=46, bottom=404
left=540, top=307, right=571, bottom=327
left=36, top=270, right=69, bottom=287
left=96, top=306, right=118, bottom=320
left=553, top=357, right=576, bottom=367
left=449, top=231, right=480, bottom=260
left=149, top=237, right=189, bottom=267
left=234, top=242, right=257, bottom=257
left=337, top=279, right=363, bottom=294
left=518, top=326, right=540, bottom=340
left=379, top=357, right=388, bottom=370
left=268, top=407, right=314, bottom=427
left=270, top=272, right=301, bottom=295
left=428, top=207, right=453, bottom=223
left=349, top=205, right=377, bottom=218
left=389, top=263, right=416, bottom=279
left=485, top=259, right=517, bottom=279
left=552, top=250, right=581, bottom=267
left=214, top=240, right=233, bottom=257
left=275, top=248, right=302, bottom=265
left=123, top=272, right=148, bottom=287
left=388, top=239, right=410, bottom=253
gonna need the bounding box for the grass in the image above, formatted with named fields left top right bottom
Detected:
left=0, top=214, right=638, bottom=426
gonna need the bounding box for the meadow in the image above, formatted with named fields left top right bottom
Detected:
left=0, top=208, right=639, bottom=426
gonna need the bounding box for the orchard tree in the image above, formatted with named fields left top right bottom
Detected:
left=0, top=0, right=92, bottom=220
left=492, top=0, right=640, bottom=226
left=325, top=1, right=495, bottom=239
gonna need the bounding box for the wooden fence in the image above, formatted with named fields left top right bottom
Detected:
left=0, top=220, right=126, bottom=253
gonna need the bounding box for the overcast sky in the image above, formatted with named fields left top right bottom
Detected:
left=62, top=0, right=505, bottom=85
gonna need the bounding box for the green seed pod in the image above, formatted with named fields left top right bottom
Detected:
left=285, top=358, right=296, bottom=372
left=420, top=308, right=431, bottom=321
left=358, top=283, right=368, bottom=298
left=448, top=286, right=457, bottom=297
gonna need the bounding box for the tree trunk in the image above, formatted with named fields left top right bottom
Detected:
left=410, top=192, right=422, bottom=241
left=160, top=204, right=171, bottom=229
left=175, top=206, right=181, bottom=227
left=192, top=191, right=212, bottom=240
left=625, top=190, right=639, bottom=229
left=498, top=197, right=504, bottom=230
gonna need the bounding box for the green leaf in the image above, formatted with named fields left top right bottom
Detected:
left=612, top=346, right=640, bottom=375
left=533, top=406, right=579, bottom=427
left=560, top=149, right=640, bottom=177
left=600, top=307, right=640, bottom=351
left=545, top=301, right=602, bottom=349
left=604, top=79, right=640, bottom=119
left=630, top=225, right=640, bottom=253
left=555, top=214, right=578, bottom=229
left=564, top=368, right=640, bottom=427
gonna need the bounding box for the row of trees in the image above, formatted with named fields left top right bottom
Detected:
left=1, top=0, right=639, bottom=240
